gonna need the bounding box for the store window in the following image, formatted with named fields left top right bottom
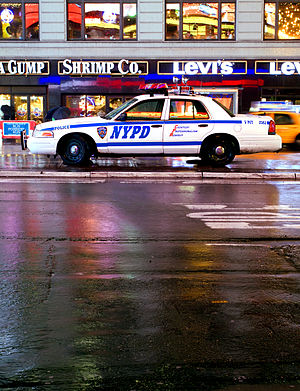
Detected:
left=64, top=95, right=134, bottom=116
left=64, top=95, right=106, bottom=117
left=67, top=0, right=137, bottom=40
left=0, top=1, right=39, bottom=40
left=165, top=0, right=235, bottom=40
left=0, top=94, right=44, bottom=122
left=264, top=1, right=300, bottom=39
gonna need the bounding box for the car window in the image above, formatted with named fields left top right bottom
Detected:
left=169, top=100, right=209, bottom=120
left=105, top=98, right=138, bottom=120
left=274, top=113, right=294, bottom=125
left=213, top=99, right=235, bottom=117
left=124, top=99, right=164, bottom=121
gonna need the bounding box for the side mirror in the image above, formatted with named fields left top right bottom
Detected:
left=117, top=112, right=127, bottom=121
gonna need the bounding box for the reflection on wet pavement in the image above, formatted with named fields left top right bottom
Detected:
left=0, top=143, right=299, bottom=173
left=0, top=180, right=299, bottom=389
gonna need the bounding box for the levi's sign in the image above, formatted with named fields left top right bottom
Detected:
left=158, top=61, right=247, bottom=75
left=58, top=59, right=148, bottom=76
left=255, top=61, right=300, bottom=75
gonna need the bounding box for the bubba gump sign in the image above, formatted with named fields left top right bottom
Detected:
left=0, top=60, right=49, bottom=75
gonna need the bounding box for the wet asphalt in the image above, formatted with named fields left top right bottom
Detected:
left=0, top=142, right=299, bottom=391
left=0, top=142, right=300, bottom=178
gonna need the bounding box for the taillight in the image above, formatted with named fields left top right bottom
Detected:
left=268, top=120, right=276, bottom=135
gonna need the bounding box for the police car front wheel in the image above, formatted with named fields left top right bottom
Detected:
left=201, top=136, right=235, bottom=166
left=60, top=136, right=91, bottom=166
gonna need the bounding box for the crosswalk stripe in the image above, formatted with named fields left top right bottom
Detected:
left=177, top=203, right=300, bottom=230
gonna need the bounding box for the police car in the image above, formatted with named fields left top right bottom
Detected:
left=22, top=84, right=282, bottom=166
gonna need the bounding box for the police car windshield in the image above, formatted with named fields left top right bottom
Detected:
left=104, top=98, right=138, bottom=120
left=213, top=99, right=235, bottom=117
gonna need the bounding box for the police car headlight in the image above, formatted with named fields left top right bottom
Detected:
left=32, top=129, right=54, bottom=138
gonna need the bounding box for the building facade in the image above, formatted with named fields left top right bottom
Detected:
left=1, top=0, right=300, bottom=122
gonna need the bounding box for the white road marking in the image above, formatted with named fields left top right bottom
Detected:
left=177, top=203, right=300, bottom=230
left=184, top=204, right=227, bottom=210
left=189, top=217, right=300, bottom=221
left=206, top=243, right=270, bottom=247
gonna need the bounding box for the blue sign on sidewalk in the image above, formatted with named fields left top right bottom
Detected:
left=3, top=122, right=30, bottom=138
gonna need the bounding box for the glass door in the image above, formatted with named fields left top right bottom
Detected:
left=30, top=96, right=44, bottom=124
left=14, top=95, right=45, bottom=121
left=0, top=94, right=11, bottom=119
left=14, top=96, right=28, bottom=120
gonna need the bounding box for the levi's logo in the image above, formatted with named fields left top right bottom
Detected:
left=110, top=125, right=150, bottom=139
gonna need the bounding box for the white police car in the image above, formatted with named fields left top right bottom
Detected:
left=22, top=84, right=282, bottom=166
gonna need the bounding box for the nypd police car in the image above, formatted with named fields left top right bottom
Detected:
left=22, top=84, right=282, bottom=166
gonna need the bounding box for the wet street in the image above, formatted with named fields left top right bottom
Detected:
left=0, top=180, right=299, bottom=390
left=0, top=143, right=300, bottom=175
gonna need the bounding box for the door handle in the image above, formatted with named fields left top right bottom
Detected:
left=198, top=124, right=208, bottom=127
left=151, top=124, right=162, bottom=128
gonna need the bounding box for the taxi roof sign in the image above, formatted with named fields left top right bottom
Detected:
left=249, top=100, right=294, bottom=112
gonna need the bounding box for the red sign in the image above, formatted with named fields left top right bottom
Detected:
left=0, top=120, right=36, bottom=139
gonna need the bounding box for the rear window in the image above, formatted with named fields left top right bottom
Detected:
left=213, top=99, right=235, bottom=117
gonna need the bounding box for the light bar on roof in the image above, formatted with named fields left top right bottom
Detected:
left=139, top=83, right=168, bottom=91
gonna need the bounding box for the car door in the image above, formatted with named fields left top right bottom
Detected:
left=274, top=112, right=298, bottom=144
left=163, top=98, right=214, bottom=155
left=107, top=98, right=165, bottom=154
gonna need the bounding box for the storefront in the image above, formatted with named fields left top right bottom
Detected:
left=1, top=58, right=300, bottom=122
left=0, top=61, right=49, bottom=123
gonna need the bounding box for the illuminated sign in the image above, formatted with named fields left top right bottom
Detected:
left=255, top=61, right=300, bottom=75
left=58, top=59, right=149, bottom=76
left=1, top=8, right=14, bottom=23
left=3, top=59, right=300, bottom=78
left=103, top=11, right=117, bottom=24
left=0, top=60, right=49, bottom=75
left=158, top=61, right=247, bottom=75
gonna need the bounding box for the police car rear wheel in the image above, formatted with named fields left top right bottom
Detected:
left=61, top=136, right=91, bottom=165
left=201, top=137, right=235, bottom=166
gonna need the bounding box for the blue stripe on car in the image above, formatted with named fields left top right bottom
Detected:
left=96, top=141, right=203, bottom=147
left=41, top=119, right=244, bottom=132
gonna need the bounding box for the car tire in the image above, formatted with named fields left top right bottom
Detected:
left=201, top=136, right=235, bottom=166
left=60, top=136, right=91, bottom=166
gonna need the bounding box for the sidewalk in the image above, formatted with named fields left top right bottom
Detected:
left=0, top=142, right=299, bottom=180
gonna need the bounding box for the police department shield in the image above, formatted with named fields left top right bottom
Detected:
left=97, top=126, right=107, bottom=139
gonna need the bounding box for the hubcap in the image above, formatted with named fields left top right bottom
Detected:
left=70, top=145, right=79, bottom=156
left=215, top=145, right=225, bottom=156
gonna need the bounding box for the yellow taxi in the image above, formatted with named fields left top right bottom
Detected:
left=252, top=111, right=300, bottom=148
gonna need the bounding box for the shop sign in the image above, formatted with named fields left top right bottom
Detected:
left=0, top=60, right=50, bottom=76
left=0, top=120, right=36, bottom=139
left=255, top=61, right=300, bottom=75
left=158, top=61, right=247, bottom=75
left=58, top=59, right=149, bottom=76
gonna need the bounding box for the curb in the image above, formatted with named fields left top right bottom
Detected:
left=0, top=170, right=298, bottom=180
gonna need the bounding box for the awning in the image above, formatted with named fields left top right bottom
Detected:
left=68, top=3, right=82, bottom=25
left=25, top=4, right=39, bottom=28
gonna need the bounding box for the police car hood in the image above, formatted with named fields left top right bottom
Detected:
left=43, top=115, right=109, bottom=128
